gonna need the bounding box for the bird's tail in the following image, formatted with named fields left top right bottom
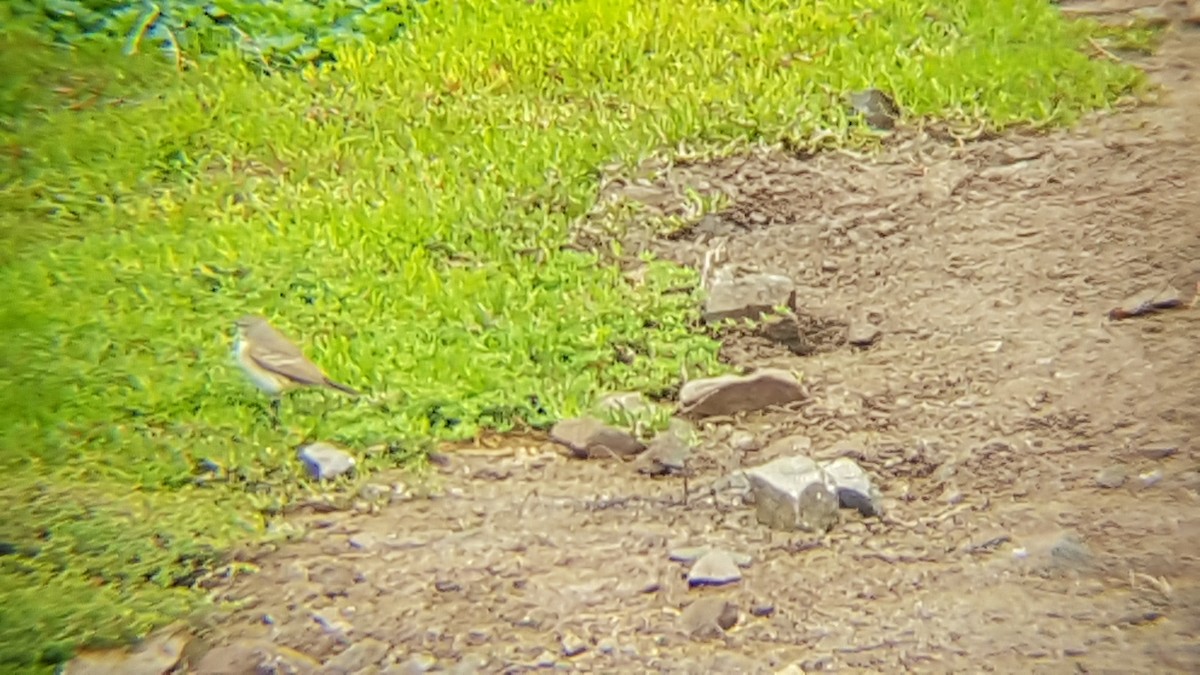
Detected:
left=324, top=379, right=362, bottom=397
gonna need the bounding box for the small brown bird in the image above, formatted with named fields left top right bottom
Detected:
left=232, top=314, right=360, bottom=424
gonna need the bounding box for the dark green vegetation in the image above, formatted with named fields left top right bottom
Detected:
left=0, top=1, right=1150, bottom=671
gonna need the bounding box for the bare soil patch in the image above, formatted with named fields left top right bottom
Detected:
left=180, top=19, right=1200, bottom=675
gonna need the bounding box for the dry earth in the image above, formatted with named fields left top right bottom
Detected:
left=118, top=7, right=1200, bottom=675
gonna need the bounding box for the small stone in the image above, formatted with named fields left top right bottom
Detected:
left=1094, top=466, right=1127, bottom=489
left=533, top=650, right=558, bottom=668
left=703, top=265, right=796, bottom=323
left=775, top=665, right=805, bottom=675
left=687, top=550, right=743, bottom=587
left=322, top=638, right=391, bottom=674
left=847, top=320, right=881, bottom=347
left=751, top=604, right=776, bottom=618
left=745, top=456, right=839, bottom=532
left=550, top=417, right=646, bottom=459
left=679, top=369, right=805, bottom=418
left=634, top=429, right=692, bottom=476
left=730, top=430, right=759, bottom=453
left=681, top=597, right=739, bottom=639
left=820, top=457, right=883, bottom=517
left=596, top=639, right=616, bottom=655
left=1139, top=469, right=1164, bottom=488
left=298, top=442, right=356, bottom=481
left=820, top=260, right=839, bottom=273
left=560, top=633, right=588, bottom=657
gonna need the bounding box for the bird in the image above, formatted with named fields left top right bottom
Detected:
left=232, top=314, right=361, bottom=424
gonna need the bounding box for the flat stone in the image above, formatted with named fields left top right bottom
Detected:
left=550, top=417, right=646, bottom=459
left=322, top=638, right=391, bottom=674
left=679, top=369, right=805, bottom=418
left=820, top=457, right=883, bottom=517
left=560, top=632, right=588, bottom=657
left=298, top=442, right=356, bottom=481
left=745, top=456, right=840, bottom=532
left=61, top=623, right=192, bottom=675
left=681, top=597, right=739, bottom=639
left=687, top=550, right=743, bottom=587
left=703, top=265, right=795, bottom=323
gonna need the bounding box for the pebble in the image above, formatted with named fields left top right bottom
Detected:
left=560, top=633, right=588, bottom=657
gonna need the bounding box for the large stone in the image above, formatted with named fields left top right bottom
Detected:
left=745, top=456, right=839, bottom=532
left=550, top=417, right=646, bottom=459
left=703, top=266, right=795, bottom=323
left=298, top=442, right=356, bottom=481
left=322, top=638, right=392, bottom=674
left=679, top=369, right=804, bottom=418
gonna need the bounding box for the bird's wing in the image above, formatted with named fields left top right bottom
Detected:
left=248, top=344, right=329, bottom=386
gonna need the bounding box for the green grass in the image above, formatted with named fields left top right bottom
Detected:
left=0, top=0, right=1149, bottom=671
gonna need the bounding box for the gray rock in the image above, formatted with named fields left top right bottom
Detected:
left=550, top=417, right=646, bottom=459
left=668, top=546, right=711, bottom=564
left=1094, top=466, right=1128, bottom=489
left=820, top=457, right=883, bottom=517
left=322, top=638, right=391, bottom=674
left=298, top=442, right=356, bottom=481
left=687, top=550, right=743, bottom=587
left=634, top=429, right=692, bottom=476
left=703, top=265, right=795, bottom=323
left=745, top=456, right=840, bottom=532
left=679, top=369, right=805, bottom=418
left=681, top=597, right=739, bottom=639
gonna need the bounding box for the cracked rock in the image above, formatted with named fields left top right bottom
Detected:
left=679, top=369, right=804, bottom=418
left=703, top=265, right=795, bottom=323
left=551, top=417, right=646, bottom=459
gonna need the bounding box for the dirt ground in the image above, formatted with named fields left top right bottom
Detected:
left=184, top=9, right=1200, bottom=675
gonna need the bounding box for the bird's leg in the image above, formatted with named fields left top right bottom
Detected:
left=270, top=397, right=282, bottom=429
